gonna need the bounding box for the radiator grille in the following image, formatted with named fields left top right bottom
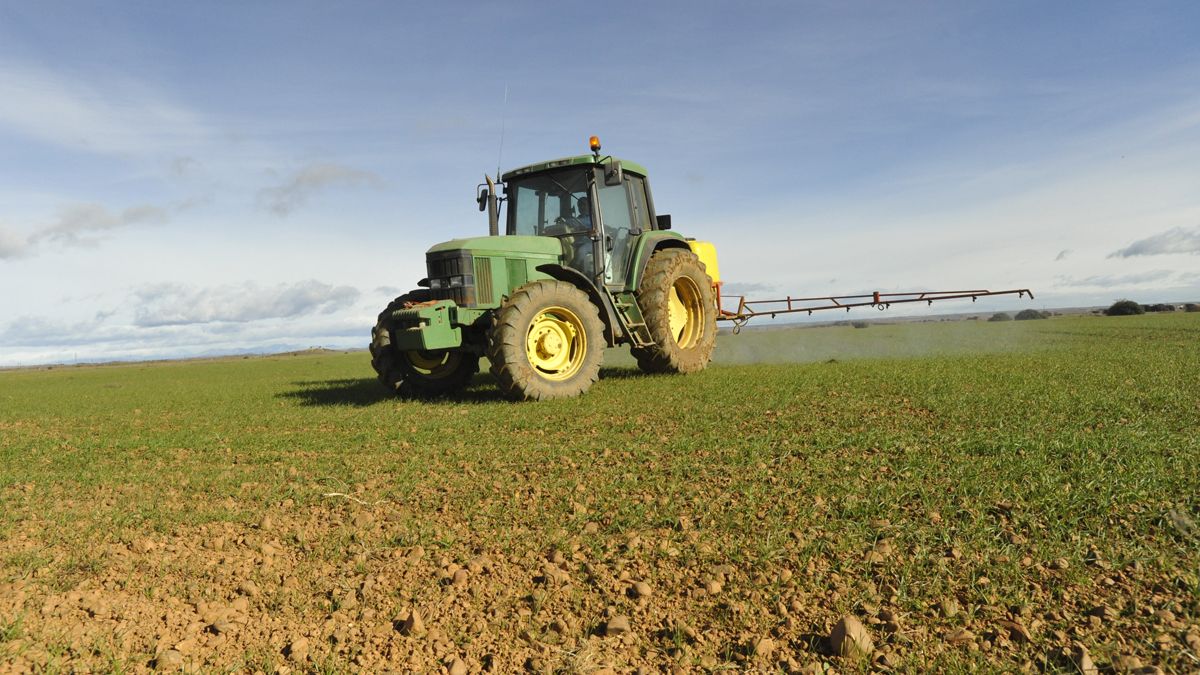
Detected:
left=474, top=258, right=493, bottom=304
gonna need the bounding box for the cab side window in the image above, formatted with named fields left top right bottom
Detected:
left=627, top=176, right=652, bottom=232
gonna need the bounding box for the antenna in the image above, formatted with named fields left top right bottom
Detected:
left=496, top=83, right=509, bottom=180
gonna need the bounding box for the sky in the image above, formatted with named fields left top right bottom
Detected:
left=2, top=1, right=1199, bottom=366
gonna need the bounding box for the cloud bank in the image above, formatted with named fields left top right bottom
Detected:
left=132, top=279, right=360, bottom=327
left=1109, top=226, right=1200, bottom=258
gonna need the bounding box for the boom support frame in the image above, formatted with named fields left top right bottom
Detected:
left=718, top=288, right=1035, bottom=332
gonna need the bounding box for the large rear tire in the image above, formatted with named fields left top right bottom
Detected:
left=370, top=290, right=479, bottom=397
left=487, top=280, right=605, bottom=401
left=630, top=248, right=717, bottom=374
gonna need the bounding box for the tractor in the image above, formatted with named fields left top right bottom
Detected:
left=370, top=136, right=1034, bottom=401
left=370, top=136, right=719, bottom=401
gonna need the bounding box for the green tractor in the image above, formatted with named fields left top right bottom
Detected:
left=370, top=136, right=723, bottom=401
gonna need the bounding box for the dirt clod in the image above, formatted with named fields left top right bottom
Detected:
left=446, top=656, right=468, bottom=675
left=154, top=650, right=184, bottom=671
left=753, top=636, right=776, bottom=658
left=285, top=636, right=309, bottom=661
left=605, top=615, right=631, bottom=636
left=631, top=581, right=653, bottom=598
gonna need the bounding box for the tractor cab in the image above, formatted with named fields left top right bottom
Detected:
left=487, top=138, right=662, bottom=291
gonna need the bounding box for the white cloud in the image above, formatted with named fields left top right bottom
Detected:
left=1108, top=226, right=1200, bottom=258
left=31, top=203, right=168, bottom=247
left=257, top=163, right=382, bottom=216
left=132, top=279, right=361, bottom=327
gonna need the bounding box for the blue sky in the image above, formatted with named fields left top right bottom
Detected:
left=2, top=1, right=1199, bottom=365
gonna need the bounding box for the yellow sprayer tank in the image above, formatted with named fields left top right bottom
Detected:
left=687, top=240, right=721, bottom=283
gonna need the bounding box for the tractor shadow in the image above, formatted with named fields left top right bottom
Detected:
left=282, top=367, right=648, bottom=407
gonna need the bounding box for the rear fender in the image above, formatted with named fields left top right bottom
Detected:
left=627, top=232, right=690, bottom=289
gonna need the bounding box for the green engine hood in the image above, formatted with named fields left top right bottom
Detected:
left=427, top=235, right=562, bottom=258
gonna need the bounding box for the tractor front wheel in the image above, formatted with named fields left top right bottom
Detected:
left=370, top=290, right=479, bottom=397
left=487, top=280, right=605, bottom=401
left=630, top=248, right=717, bottom=373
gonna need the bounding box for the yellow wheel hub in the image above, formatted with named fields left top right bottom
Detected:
left=403, top=350, right=461, bottom=380
left=526, top=306, right=588, bottom=380
left=667, top=276, right=704, bottom=348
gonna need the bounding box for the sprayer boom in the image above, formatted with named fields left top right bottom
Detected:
left=719, top=288, right=1034, bottom=332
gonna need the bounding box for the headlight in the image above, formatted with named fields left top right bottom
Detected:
left=429, top=278, right=447, bottom=289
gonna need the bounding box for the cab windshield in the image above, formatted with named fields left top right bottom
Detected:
left=507, top=168, right=591, bottom=237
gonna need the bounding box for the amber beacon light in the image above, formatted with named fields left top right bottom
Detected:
left=589, top=135, right=601, bottom=153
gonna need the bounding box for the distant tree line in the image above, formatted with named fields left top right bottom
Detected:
left=988, top=309, right=1049, bottom=322
left=1104, top=300, right=1200, bottom=316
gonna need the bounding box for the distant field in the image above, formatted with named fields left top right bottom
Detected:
left=1, top=314, right=1198, bottom=673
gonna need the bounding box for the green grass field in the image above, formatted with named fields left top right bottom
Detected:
left=1, top=313, right=1198, bottom=673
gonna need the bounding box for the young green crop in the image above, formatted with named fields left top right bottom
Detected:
left=1, top=313, right=1197, bottom=672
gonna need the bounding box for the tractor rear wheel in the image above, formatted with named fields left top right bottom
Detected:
left=630, top=248, right=717, bottom=373
left=487, top=280, right=605, bottom=401
left=370, top=290, right=479, bottom=397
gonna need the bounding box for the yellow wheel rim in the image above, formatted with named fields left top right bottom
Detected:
left=667, top=276, right=704, bottom=348
left=525, top=306, right=588, bottom=381
left=403, top=350, right=462, bottom=380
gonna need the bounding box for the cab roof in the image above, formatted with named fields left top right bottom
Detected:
left=501, top=154, right=649, bottom=182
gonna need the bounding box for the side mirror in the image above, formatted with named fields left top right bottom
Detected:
left=656, top=214, right=672, bottom=230
left=604, top=158, right=623, bottom=186
left=476, top=187, right=489, bottom=212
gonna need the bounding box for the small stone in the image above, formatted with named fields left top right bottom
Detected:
left=944, top=628, right=975, bottom=645
left=259, top=515, right=274, bottom=530
left=231, top=597, right=249, bottom=613
left=753, top=637, right=776, bottom=658
left=704, top=579, right=723, bottom=595
left=995, top=619, right=1031, bottom=643
left=938, top=598, right=960, bottom=618
left=829, top=615, right=874, bottom=659
left=209, top=618, right=234, bottom=635
left=238, top=581, right=260, bottom=597
left=452, top=569, right=469, bottom=586
left=446, top=657, right=468, bottom=675
left=1072, top=645, right=1098, bottom=675
left=583, top=521, right=600, bottom=534
left=398, top=609, right=426, bottom=636
left=1111, top=655, right=1142, bottom=672
left=154, top=650, right=184, bottom=671
left=1051, top=558, right=1069, bottom=570
left=605, top=615, right=631, bottom=636
left=631, top=581, right=653, bottom=598
left=1186, top=632, right=1200, bottom=652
